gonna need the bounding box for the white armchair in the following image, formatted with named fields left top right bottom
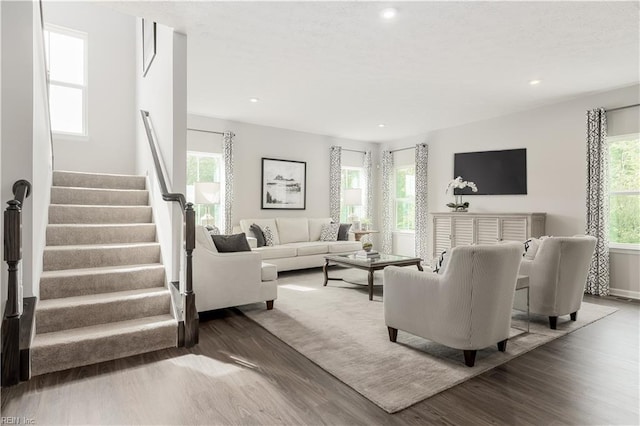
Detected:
left=384, top=242, right=523, bottom=367
left=193, top=226, right=277, bottom=312
left=518, top=236, right=597, bottom=329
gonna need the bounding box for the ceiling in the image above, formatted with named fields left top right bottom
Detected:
left=107, top=1, right=640, bottom=142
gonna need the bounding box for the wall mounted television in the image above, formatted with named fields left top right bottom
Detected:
left=453, top=148, right=527, bottom=195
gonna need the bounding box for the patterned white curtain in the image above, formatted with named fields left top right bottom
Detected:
left=329, top=146, right=342, bottom=222
left=585, top=108, right=609, bottom=296
left=362, top=150, right=374, bottom=243
left=223, top=131, right=235, bottom=234
left=415, top=144, right=429, bottom=260
left=381, top=150, right=394, bottom=254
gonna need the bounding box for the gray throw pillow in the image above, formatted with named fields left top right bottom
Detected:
left=250, top=223, right=266, bottom=247
left=337, top=223, right=352, bottom=241
left=211, top=233, right=251, bottom=253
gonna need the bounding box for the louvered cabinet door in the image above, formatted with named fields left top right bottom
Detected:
left=476, top=217, right=500, bottom=244
left=433, top=216, right=452, bottom=258
left=500, top=217, right=528, bottom=242
left=452, top=217, right=474, bottom=246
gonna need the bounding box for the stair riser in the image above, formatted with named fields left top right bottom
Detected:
left=51, top=187, right=149, bottom=206
left=40, top=267, right=166, bottom=300
left=37, top=292, right=171, bottom=334
left=31, top=321, right=176, bottom=376
left=43, top=245, right=161, bottom=271
left=53, top=171, right=146, bottom=190
left=49, top=205, right=152, bottom=224
left=46, top=225, right=157, bottom=246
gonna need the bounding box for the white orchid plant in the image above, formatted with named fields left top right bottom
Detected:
left=445, top=176, right=478, bottom=211
left=446, top=176, right=478, bottom=195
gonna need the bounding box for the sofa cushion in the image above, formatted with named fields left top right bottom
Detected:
left=250, top=224, right=266, bottom=247
left=196, top=225, right=218, bottom=252
left=263, top=226, right=275, bottom=246
left=253, top=246, right=297, bottom=260
left=286, top=242, right=329, bottom=256
left=240, top=219, right=280, bottom=245
left=212, top=233, right=252, bottom=253
left=320, top=223, right=340, bottom=241
left=327, top=241, right=361, bottom=253
left=261, top=262, right=278, bottom=281
left=308, top=218, right=332, bottom=241
left=276, top=218, right=310, bottom=244
left=337, top=223, right=352, bottom=241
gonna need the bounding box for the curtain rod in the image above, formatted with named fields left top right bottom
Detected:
left=606, top=103, right=640, bottom=113
left=389, top=143, right=427, bottom=154
left=341, top=148, right=367, bottom=154
left=187, top=127, right=225, bottom=136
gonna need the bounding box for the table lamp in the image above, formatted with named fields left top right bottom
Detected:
left=343, top=188, right=362, bottom=230
left=194, top=182, right=220, bottom=226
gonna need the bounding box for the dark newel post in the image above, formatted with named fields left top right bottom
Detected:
left=2, top=200, right=22, bottom=386
left=183, top=203, right=199, bottom=347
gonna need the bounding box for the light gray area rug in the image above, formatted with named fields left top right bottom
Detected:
left=239, top=268, right=617, bottom=413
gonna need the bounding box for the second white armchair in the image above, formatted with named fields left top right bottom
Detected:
left=384, top=242, right=523, bottom=367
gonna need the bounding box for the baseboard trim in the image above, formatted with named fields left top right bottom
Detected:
left=609, top=288, right=640, bottom=300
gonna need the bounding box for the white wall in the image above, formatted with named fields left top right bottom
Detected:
left=136, top=22, right=187, bottom=284
left=0, top=1, right=53, bottom=308
left=383, top=84, right=640, bottom=296
left=43, top=2, right=136, bottom=175
left=187, top=114, right=380, bottom=237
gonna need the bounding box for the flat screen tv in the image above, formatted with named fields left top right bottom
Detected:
left=453, top=149, right=527, bottom=195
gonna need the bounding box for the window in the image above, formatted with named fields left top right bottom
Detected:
left=44, top=25, right=88, bottom=137
left=609, top=134, right=640, bottom=247
left=186, top=151, right=223, bottom=228
left=395, top=165, right=415, bottom=231
left=340, top=167, right=364, bottom=223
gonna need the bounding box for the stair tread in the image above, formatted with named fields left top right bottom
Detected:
left=37, top=287, right=170, bottom=310
left=32, top=314, right=176, bottom=347
left=52, top=186, right=148, bottom=192
left=54, top=170, right=146, bottom=178
left=44, top=242, right=160, bottom=251
left=47, top=223, right=156, bottom=228
left=49, top=204, right=151, bottom=208
left=41, top=263, right=164, bottom=278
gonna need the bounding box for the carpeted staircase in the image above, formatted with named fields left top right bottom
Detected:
left=31, top=171, right=177, bottom=376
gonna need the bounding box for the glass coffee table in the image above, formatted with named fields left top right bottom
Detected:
left=323, top=253, right=423, bottom=300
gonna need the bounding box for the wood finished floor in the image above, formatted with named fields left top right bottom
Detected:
left=2, top=272, right=639, bottom=425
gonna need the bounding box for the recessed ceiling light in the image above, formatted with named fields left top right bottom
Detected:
left=380, top=8, right=397, bottom=20
left=249, top=97, right=260, bottom=103
left=378, top=124, right=386, bottom=128
left=529, top=80, right=541, bottom=86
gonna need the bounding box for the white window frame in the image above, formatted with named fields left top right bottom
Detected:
left=44, top=24, right=89, bottom=140
left=394, top=164, right=416, bottom=233
left=608, top=133, right=640, bottom=251
left=186, top=151, right=224, bottom=230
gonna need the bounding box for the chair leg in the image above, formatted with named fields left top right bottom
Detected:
left=549, top=316, right=558, bottom=329
left=387, top=327, right=398, bottom=342
left=497, top=339, right=508, bottom=352
left=266, top=300, right=274, bottom=310
left=463, top=350, right=477, bottom=367
left=570, top=311, right=577, bottom=321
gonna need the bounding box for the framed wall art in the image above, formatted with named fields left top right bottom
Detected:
left=142, top=19, right=156, bottom=77
left=261, top=158, right=306, bottom=210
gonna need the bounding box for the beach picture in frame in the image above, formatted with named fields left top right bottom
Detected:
left=142, top=19, right=156, bottom=77
left=262, top=158, right=306, bottom=210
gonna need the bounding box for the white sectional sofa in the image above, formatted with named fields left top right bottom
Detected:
left=238, top=217, right=362, bottom=272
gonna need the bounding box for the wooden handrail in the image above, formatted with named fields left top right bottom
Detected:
left=2, top=179, right=33, bottom=386
left=140, top=110, right=198, bottom=347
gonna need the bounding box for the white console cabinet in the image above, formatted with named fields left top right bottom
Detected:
left=431, top=212, right=546, bottom=258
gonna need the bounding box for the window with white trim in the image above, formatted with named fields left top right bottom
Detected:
left=609, top=134, right=640, bottom=247
left=44, top=25, right=88, bottom=137
left=394, top=165, right=415, bottom=231
left=186, top=151, right=224, bottom=229
left=340, top=167, right=364, bottom=223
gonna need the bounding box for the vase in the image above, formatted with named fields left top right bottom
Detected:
left=448, top=194, right=468, bottom=212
